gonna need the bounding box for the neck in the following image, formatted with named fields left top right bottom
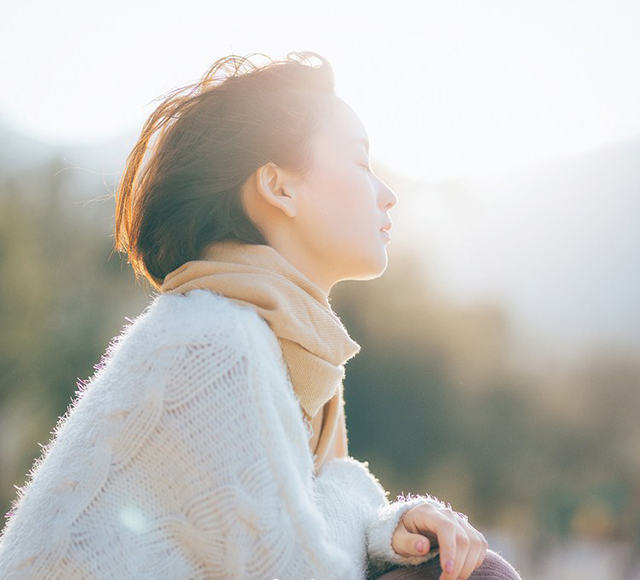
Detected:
left=265, top=238, right=335, bottom=297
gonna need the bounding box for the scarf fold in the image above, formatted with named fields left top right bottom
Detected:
left=159, top=240, right=361, bottom=472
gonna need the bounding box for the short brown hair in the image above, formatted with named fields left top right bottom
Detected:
left=113, top=51, right=335, bottom=290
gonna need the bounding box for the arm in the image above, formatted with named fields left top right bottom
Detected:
left=314, top=456, right=442, bottom=577
left=158, top=311, right=363, bottom=580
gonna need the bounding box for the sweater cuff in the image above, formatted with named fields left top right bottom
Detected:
left=366, top=493, right=442, bottom=572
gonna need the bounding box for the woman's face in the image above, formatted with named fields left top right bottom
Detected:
left=291, top=95, right=398, bottom=291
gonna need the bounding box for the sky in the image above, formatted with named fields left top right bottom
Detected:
left=2, top=0, right=640, bottom=183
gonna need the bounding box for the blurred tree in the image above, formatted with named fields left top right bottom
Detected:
left=0, top=157, right=147, bottom=521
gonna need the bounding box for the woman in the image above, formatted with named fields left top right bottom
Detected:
left=0, top=51, right=522, bottom=580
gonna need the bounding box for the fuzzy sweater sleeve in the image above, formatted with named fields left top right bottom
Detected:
left=148, top=309, right=367, bottom=580
left=313, top=455, right=443, bottom=578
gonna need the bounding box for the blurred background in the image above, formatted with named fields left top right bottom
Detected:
left=1, top=1, right=639, bottom=578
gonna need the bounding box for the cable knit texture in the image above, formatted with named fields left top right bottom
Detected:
left=0, top=289, right=440, bottom=579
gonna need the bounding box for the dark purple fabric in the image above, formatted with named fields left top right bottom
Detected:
left=368, top=550, right=522, bottom=580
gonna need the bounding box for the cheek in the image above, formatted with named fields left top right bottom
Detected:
left=309, top=170, right=365, bottom=235
left=306, top=178, right=376, bottom=262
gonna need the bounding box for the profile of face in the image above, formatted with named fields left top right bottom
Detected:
left=242, top=94, right=398, bottom=294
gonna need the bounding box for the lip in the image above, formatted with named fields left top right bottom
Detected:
left=380, top=229, right=391, bottom=240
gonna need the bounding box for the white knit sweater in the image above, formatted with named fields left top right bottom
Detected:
left=0, top=289, right=441, bottom=580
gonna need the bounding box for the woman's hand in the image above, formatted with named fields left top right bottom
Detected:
left=391, top=501, right=488, bottom=580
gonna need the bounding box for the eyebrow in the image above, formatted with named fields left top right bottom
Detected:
left=346, top=137, right=370, bottom=154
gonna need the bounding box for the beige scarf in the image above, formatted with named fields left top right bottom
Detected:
left=159, top=240, right=361, bottom=473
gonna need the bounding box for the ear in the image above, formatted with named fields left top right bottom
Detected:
left=254, top=162, right=298, bottom=218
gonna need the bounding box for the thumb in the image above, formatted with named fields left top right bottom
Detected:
left=393, top=523, right=432, bottom=557
left=408, top=532, right=431, bottom=556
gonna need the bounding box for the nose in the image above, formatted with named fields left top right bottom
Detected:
left=378, top=180, right=398, bottom=211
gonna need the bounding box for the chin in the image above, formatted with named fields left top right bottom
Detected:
left=347, top=246, right=389, bottom=281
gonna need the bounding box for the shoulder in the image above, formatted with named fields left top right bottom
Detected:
left=103, top=289, right=281, bottom=370
left=83, top=288, right=293, bottom=428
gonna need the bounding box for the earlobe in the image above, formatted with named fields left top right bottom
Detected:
left=276, top=189, right=297, bottom=218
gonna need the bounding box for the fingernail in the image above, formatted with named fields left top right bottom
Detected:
left=445, top=560, right=454, bottom=573
left=416, top=540, right=425, bottom=552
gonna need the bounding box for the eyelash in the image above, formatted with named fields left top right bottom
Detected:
left=359, top=163, right=372, bottom=172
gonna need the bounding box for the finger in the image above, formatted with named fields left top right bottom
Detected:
left=458, top=523, right=488, bottom=580
left=473, top=530, right=489, bottom=571
left=457, top=530, right=484, bottom=580
left=463, top=523, right=488, bottom=570
left=398, top=528, right=433, bottom=557
left=392, top=518, right=432, bottom=557
left=411, top=533, right=432, bottom=556
left=449, top=524, right=471, bottom=580
left=434, top=518, right=457, bottom=580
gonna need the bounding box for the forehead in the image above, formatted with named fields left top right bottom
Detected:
left=319, top=96, right=368, bottom=143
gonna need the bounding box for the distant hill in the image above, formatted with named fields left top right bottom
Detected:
left=0, top=116, right=56, bottom=173
left=0, top=115, right=137, bottom=194
left=395, top=135, right=640, bottom=364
